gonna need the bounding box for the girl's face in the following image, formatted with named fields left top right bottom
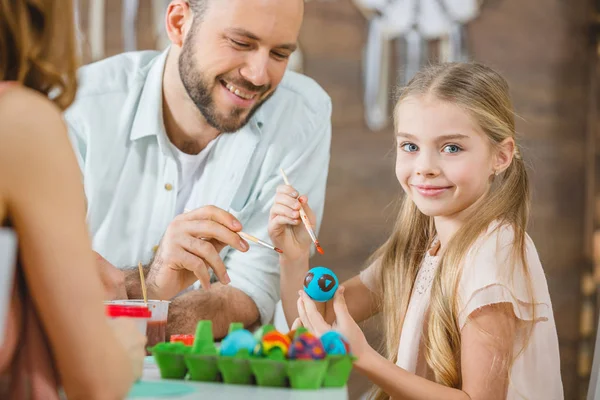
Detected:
left=395, top=96, right=500, bottom=219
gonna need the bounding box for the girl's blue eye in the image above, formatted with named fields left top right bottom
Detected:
left=443, top=144, right=461, bottom=153
left=401, top=143, right=419, bottom=152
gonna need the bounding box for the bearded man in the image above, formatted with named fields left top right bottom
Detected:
left=64, top=0, right=331, bottom=338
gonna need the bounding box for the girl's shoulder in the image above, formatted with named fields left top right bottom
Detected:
left=466, top=221, right=539, bottom=268
left=457, top=221, right=551, bottom=328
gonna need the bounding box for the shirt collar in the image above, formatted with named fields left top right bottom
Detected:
left=130, top=48, right=169, bottom=142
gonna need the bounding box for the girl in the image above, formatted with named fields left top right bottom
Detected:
left=0, top=0, right=146, bottom=398
left=269, top=63, right=563, bottom=399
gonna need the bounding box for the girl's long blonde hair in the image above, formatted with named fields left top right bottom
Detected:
left=371, top=63, right=533, bottom=398
left=0, top=0, right=79, bottom=110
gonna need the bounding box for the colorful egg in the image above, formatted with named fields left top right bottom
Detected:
left=253, top=324, right=275, bottom=342
left=287, top=326, right=308, bottom=342
left=320, top=331, right=351, bottom=355
left=262, top=331, right=291, bottom=354
left=219, top=329, right=257, bottom=357
left=303, top=266, right=339, bottom=302
left=288, top=332, right=326, bottom=360
left=170, top=334, right=195, bottom=346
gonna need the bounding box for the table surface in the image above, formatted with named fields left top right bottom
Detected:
left=128, top=357, right=349, bottom=400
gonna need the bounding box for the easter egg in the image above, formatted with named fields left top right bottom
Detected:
left=288, top=332, right=326, bottom=360
left=287, top=326, right=308, bottom=342
left=170, top=334, right=194, bottom=346
left=303, top=266, right=339, bottom=302
left=262, top=331, right=291, bottom=354
left=253, top=324, right=276, bottom=342
left=219, top=329, right=257, bottom=357
left=320, top=331, right=351, bottom=355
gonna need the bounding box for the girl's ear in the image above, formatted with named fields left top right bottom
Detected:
left=493, top=137, right=515, bottom=175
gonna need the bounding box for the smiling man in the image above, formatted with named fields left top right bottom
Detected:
left=64, top=0, right=331, bottom=338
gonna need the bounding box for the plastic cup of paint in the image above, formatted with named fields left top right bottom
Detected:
left=106, top=300, right=170, bottom=348
left=105, top=303, right=151, bottom=336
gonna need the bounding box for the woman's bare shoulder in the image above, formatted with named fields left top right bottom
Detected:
left=0, top=87, right=76, bottom=189
left=0, top=86, right=65, bottom=144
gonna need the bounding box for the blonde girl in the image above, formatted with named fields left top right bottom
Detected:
left=269, top=62, right=563, bottom=399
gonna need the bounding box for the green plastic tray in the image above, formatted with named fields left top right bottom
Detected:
left=286, top=359, right=329, bottom=389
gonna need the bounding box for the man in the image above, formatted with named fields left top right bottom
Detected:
left=65, top=0, right=331, bottom=338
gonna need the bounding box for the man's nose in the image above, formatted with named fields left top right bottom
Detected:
left=240, top=51, right=270, bottom=88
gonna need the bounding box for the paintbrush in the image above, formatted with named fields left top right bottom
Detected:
left=138, top=262, right=148, bottom=305
left=183, top=208, right=282, bottom=254
left=238, top=231, right=283, bottom=254
left=279, top=168, right=324, bottom=255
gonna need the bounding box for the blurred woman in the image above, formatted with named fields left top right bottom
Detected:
left=0, top=1, right=146, bottom=398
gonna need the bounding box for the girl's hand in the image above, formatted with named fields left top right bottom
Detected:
left=268, top=185, right=316, bottom=261
left=297, top=287, right=371, bottom=359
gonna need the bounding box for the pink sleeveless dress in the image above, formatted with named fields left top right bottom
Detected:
left=0, top=82, right=60, bottom=400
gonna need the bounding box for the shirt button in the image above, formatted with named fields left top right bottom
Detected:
left=257, top=121, right=263, bottom=128
left=164, top=183, right=173, bottom=191
left=152, top=245, right=159, bottom=253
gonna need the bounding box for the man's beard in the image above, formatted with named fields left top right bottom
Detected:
left=178, top=37, right=273, bottom=133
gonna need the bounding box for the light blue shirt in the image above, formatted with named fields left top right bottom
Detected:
left=64, top=49, right=332, bottom=324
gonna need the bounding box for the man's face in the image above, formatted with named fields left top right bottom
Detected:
left=179, top=0, right=303, bottom=133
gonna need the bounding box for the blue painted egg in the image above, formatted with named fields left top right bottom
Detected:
left=219, top=329, right=257, bottom=357
left=303, top=266, right=339, bottom=302
left=320, top=331, right=350, bottom=355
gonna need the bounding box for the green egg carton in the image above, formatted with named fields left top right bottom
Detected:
left=184, top=354, right=220, bottom=382
left=286, top=359, right=329, bottom=390
left=163, top=320, right=356, bottom=390
left=322, top=355, right=355, bottom=388
left=249, top=358, right=288, bottom=387
left=217, top=353, right=255, bottom=385
left=149, top=343, right=191, bottom=380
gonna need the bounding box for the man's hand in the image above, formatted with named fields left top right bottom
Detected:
left=146, top=206, right=249, bottom=300
left=95, top=251, right=127, bottom=300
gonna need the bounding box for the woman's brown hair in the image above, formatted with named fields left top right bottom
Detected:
left=0, top=0, right=79, bottom=110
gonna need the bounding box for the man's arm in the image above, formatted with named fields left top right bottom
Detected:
left=166, top=284, right=260, bottom=339
left=95, top=253, right=259, bottom=339
left=94, top=250, right=146, bottom=300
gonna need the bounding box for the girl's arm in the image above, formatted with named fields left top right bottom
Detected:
left=355, top=303, right=516, bottom=400
left=0, top=88, right=139, bottom=399
left=269, top=185, right=381, bottom=328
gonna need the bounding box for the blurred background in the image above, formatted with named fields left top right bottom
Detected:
left=73, top=0, right=599, bottom=398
